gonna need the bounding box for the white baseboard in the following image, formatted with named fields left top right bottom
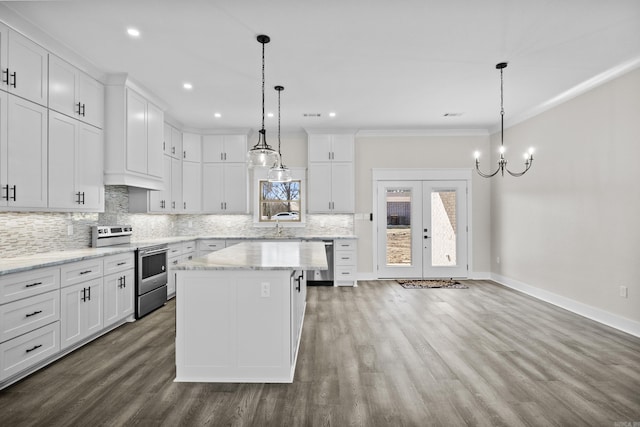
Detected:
left=491, top=273, right=640, bottom=338
left=470, top=271, right=491, bottom=280
left=356, top=272, right=379, bottom=281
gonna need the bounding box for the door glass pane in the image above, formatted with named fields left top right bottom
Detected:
left=386, top=188, right=412, bottom=265
left=431, top=190, right=456, bottom=266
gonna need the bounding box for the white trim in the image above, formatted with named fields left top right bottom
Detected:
left=470, top=271, right=491, bottom=280
left=358, top=129, right=489, bottom=138
left=495, top=56, right=640, bottom=133
left=491, top=273, right=640, bottom=338
left=372, top=168, right=472, bottom=181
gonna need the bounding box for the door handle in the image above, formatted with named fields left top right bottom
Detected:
left=10, top=71, right=16, bottom=88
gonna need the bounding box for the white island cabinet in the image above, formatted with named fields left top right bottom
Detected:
left=174, top=241, right=327, bottom=383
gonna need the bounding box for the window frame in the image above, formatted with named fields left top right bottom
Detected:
left=252, top=167, right=306, bottom=228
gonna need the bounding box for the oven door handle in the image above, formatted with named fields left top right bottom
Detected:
left=140, top=248, right=169, bottom=256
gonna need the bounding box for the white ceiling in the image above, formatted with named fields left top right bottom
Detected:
left=3, top=0, right=640, bottom=134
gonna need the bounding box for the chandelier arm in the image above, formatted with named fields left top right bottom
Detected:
left=475, top=159, right=502, bottom=178
left=505, top=158, right=533, bottom=177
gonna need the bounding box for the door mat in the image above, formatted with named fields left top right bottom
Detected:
left=397, top=279, right=468, bottom=289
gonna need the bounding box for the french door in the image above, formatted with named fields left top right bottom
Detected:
left=377, top=180, right=468, bottom=279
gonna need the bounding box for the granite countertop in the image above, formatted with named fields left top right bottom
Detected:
left=0, top=234, right=354, bottom=276
left=173, top=241, right=329, bottom=271
left=0, top=247, right=135, bottom=276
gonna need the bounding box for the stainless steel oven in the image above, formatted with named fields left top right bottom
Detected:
left=135, top=244, right=169, bottom=318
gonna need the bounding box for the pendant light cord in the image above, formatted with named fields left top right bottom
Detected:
left=500, top=66, right=504, bottom=148
left=277, top=87, right=282, bottom=155
left=261, top=40, right=266, bottom=133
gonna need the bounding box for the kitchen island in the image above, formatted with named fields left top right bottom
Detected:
left=173, top=241, right=327, bottom=383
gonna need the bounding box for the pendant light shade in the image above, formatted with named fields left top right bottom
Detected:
left=268, top=85, right=292, bottom=182
left=247, top=34, right=280, bottom=168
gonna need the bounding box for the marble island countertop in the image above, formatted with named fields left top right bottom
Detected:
left=173, top=241, right=329, bottom=271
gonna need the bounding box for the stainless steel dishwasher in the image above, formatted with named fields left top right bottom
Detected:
left=306, top=240, right=334, bottom=285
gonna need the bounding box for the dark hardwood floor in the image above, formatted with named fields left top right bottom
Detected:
left=1, top=280, right=639, bottom=426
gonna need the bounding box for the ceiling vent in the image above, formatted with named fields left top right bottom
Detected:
left=303, top=113, right=322, bottom=117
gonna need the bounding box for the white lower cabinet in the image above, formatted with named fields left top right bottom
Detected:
left=0, top=251, right=139, bottom=388
left=334, top=239, right=358, bottom=287
left=167, top=240, right=196, bottom=298
left=197, top=239, right=225, bottom=256
left=0, top=322, right=59, bottom=381
left=60, top=278, right=103, bottom=350
left=103, top=269, right=134, bottom=328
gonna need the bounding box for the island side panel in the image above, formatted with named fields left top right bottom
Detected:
left=175, top=269, right=294, bottom=383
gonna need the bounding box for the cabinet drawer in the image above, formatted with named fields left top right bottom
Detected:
left=103, top=252, right=135, bottom=276
left=0, top=322, right=60, bottom=381
left=182, top=241, right=196, bottom=254
left=335, top=265, right=356, bottom=279
left=198, top=239, right=225, bottom=252
left=60, top=259, right=103, bottom=288
left=335, top=251, right=356, bottom=266
left=168, top=243, right=183, bottom=258
left=335, top=240, right=356, bottom=251
left=0, top=290, right=60, bottom=343
left=0, top=267, right=60, bottom=305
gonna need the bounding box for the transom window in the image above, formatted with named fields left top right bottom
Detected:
left=259, top=180, right=301, bottom=222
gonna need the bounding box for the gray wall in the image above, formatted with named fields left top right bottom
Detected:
left=490, top=68, right=640, bottom=324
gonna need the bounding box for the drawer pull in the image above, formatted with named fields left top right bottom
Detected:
left=79, top=270, right=92, bottom=275
left=25, top=310, right=43, bottom=318
left=341, top=257, right=350, bottom=260
left=117, top=262, right=127, bottom=266
left=341, top=272, right=350, bottom=275
left=25, top=282, right=43, bottom=288
left=25, top=344, right=42, bottom=353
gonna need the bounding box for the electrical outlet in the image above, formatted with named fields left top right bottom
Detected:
left=261, top=282, right=270, bottom=298
left=496, top=256, right=500, bottom=264
left=619, top=286, right=628, bottom=298
left=188, top=220, right=193, bottom=228
left=67, top=225, right=73, bottom=236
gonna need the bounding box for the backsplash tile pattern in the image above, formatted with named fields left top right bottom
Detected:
left=174, top=214, right=354, bottom=238
left=0, top=186, right=353, bottom=258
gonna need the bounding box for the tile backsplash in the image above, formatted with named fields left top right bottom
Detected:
left=0, top=186, right=354, bottom=258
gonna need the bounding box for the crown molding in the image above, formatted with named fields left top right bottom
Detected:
left=356, top=129, right=489, bottom=137
left=497, top=56, right=640, bottom=133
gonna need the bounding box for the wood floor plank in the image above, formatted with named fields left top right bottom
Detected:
left=1, top=280, right=639, bottom=426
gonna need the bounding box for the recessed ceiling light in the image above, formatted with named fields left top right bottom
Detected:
left=267, top=112, right=274, bottom=118
left=127, top=28, right=140, bottom=38
left=214, top=113, right=221, bottom=118
left=329, top=112, right=336, bottom=117
left=183, top=83, right=193, bottom=90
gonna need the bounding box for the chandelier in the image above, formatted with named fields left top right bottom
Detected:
left=247, top=34, right=280, bottom=168
left=474, top=62, right=534, bottom=178
left=268, top=85, right=293, bottom=182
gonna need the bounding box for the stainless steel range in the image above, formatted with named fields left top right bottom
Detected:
left=92, top=225, right=168, bottom=319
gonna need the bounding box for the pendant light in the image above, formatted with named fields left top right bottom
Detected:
left=247, top=34, right=280, bottom=168
left=268, top=85, right=293, bottom=182
left=474, top=62, right=534, bottom=178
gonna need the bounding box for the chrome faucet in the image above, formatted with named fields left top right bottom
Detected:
left=274, top=220, right=283, bottom=236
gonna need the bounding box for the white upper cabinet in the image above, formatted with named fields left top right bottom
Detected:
left=202, top=163, right=247, bottom=213
left=2, top=28, right=48, bottom=107
left=104, top=80, right=165, bottom=190
left=48, top=111, right=104, bottom=211
left=48, top=54, right=104, bottom=128
left=308, top=133, right=354, bottom=162
left=1, top=93, right=48, bottom=209
left=306, top=132, right=355, bottom=213
left=182, top=133, right=201, bottom=162
left=202, top=134, right=247, bottom=162
left=182, top=160, right=201, bottom=213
